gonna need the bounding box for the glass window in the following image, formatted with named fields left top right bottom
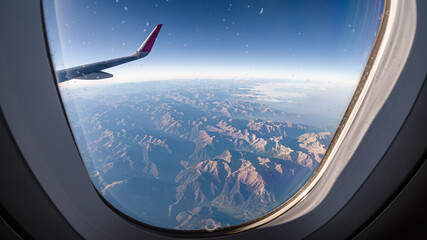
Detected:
left=42, top=0, right=384, bottom=231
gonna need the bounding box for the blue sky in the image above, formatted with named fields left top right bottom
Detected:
left=43, top=0, right=383, bottom=83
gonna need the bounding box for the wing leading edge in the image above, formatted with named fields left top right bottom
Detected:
left=55, top=24, right=163, bottom=83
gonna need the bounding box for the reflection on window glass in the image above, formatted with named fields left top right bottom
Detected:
left=43, top=0, right=384, bottom=231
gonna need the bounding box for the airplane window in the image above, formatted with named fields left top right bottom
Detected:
left=42, top=0, right=384, bottom=231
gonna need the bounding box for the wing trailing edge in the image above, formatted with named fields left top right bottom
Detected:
left=76, top=71, right=113, bottom=80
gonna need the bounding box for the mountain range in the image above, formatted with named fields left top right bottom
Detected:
left=62, top=81, right=333, bottom=230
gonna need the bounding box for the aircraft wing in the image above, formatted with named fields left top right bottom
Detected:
left=55, top=24, right=163, bottom=83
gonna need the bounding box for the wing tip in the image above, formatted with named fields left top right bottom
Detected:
left=138, top=24, right=163, bottom=53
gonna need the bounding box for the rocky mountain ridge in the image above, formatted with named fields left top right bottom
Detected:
left=65, top=84, right=333, bottom=230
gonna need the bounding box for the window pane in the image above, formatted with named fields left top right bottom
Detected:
left=43, top=0, right=384, bottom=231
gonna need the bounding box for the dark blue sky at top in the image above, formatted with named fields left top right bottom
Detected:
left=43, top=0, right=384, bottom=82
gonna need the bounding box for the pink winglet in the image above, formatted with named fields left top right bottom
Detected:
left=140, top=24, right=163, bottom=53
